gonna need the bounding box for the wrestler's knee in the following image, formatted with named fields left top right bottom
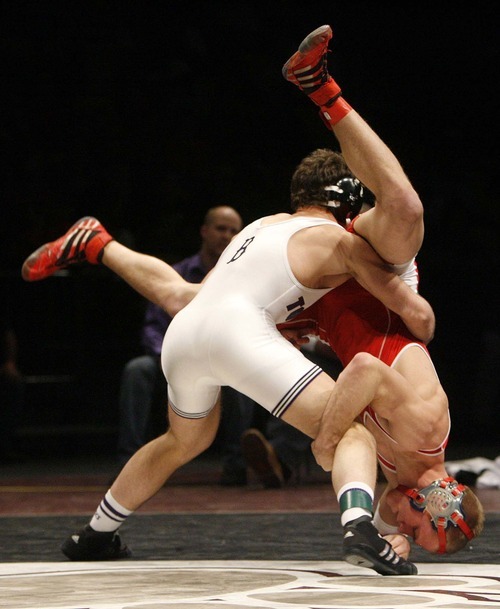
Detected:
left=384, top=188, right=423, bottom=224
left=341, top=420, right=377, bottom=451
left=344, top=352, right=380, bottom=379
left=168, top=408, right=220, bottom=461
left=155, top=427, right=206, bottom=466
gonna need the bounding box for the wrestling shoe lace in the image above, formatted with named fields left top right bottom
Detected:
left=282, top=25, right=341, bottom=108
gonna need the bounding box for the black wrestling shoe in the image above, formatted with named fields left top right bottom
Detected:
left=342, top=516, right=417, bottom=576
left=61, top=525, right=131, bottom=561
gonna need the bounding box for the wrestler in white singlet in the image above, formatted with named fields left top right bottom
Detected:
left=161, top=216, right=344, bottom=419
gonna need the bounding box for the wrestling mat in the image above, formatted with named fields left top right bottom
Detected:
left=1, top=560, right=498, bottom=608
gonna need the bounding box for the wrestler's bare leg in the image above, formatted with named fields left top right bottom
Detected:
left=331, top=422, right=377, bottom=491
left=110, top=400, right=221, bottom=511
left=101, top=241, right=200, bottom=317
left=20, top=219, right=200, bottom=317
left=281, top=372, right=376, bottom=489
left=331, top=111, right=424, bottom=264
left=282, top=369, right=416, bottom=574
left=283, top=25, right=423, bottom=264
left=109, top=370, right=377, bottom=505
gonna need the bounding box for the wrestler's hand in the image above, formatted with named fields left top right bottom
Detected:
left=311, top=434, right=339, bottom=471
left=279, top=327, right=313, bottom=350
left=311, top=408, right=363, bottom=472
left=383, top=534, right=411, bottom=560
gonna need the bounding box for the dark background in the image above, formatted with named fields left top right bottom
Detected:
left=2, top=1, right=498, bottom=455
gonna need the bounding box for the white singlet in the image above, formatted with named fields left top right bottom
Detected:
left=161, top=216, right=343, bottom=418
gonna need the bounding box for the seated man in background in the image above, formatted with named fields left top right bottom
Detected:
left=116, top=205, right=247, bottom=486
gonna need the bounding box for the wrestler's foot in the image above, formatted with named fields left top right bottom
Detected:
left=342, top=516, right=418, bottom=576
left=21, top=216, right=113, bottom=281
left=61, top=525, right=131, bottom=561
left=241, top=428, right=285, bottom=488
left=282, top=25, right=341, bottom=108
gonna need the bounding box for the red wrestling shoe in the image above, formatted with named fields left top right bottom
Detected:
left=21, top=216, right=113, bottom=281
left=282, top=25, right=351, bottom=126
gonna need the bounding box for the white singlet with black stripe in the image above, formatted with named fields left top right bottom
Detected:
left=162, top=216, right=342, bottom=418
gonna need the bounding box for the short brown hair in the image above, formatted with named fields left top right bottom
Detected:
left=444, top=487, right=485, bottom=554
left=290, top=148, right=353, bottom=211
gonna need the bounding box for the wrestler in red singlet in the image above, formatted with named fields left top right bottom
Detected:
left=286, top=276, right=427, bottom=369
left=283, top=215, right=427, bottom=369
left=279, top=220, right=449, bottom=470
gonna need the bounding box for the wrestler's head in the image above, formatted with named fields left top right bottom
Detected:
left=290, top=149, right=374, bottom=226
left=386, top=477, right=484, bottom=553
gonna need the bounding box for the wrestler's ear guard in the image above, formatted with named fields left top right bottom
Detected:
left=397, top=477, right=474, bottom=553
left=323, top=177, right=374, bottom=226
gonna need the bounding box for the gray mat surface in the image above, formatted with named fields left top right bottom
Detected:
left=0, top=513, right=497, bottom=564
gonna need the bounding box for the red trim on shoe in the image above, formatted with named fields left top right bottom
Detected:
left=320, top=98, right=353, bottom=128
left=308, top=80, right=341, bottom=107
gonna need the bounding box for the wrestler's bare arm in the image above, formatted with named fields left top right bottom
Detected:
left=342, top=236, right=434, bottom=343
left=101, top=241, right=200, bottom=317
left=373, top=483, right=411, bottom=557
left=312, top=351, right=433, bottom=471
left=289, top=224, right=434, bottom=343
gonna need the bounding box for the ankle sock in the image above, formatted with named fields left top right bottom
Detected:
left=337, top=482, right=374, bottom=527
left=90, top=490, right=133, bottom=532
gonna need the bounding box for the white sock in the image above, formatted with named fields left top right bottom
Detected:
left=337, top=482, right=374, bottom=527
left=90, top=490, right=133, bottom=532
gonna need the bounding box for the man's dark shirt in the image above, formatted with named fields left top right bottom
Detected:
left=141, top=253, right=208, bottom=356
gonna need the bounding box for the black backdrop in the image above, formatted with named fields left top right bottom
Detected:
left=2, top=1, right=498, bottom=451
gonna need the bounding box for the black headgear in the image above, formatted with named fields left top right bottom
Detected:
left=323, top=177, right=374, bottom=226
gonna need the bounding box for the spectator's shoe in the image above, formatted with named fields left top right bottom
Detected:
left=241, top=428, right=285, bottom=489
left=342, top=516, right=418, bottom=576
left=282, top=25, right=341, bottom=108
left=61, top=525, right=131, bottom=561
left=21, top=216, right=113, bottom=281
